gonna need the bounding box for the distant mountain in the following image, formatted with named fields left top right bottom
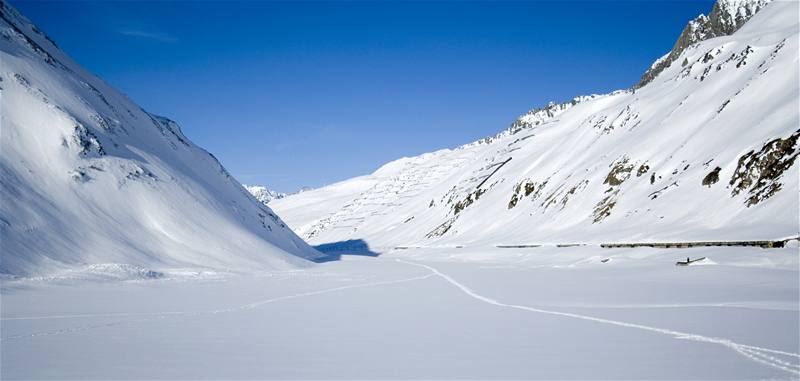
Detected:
left=0, top=1, right=323, bottom=277
left=243, top=185, right=287, bottom=204
left=271, top=0, right=798, bottom=249
left=243, top=184, right=316, bottom=205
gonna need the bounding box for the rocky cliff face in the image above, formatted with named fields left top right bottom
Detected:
left=636, top=0, right=771, bottom=88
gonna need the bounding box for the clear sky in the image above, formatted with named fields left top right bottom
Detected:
left=14, top=0, right=714, bottom=193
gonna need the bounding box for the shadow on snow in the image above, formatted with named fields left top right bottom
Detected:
left=312, top=239, right=381, bottom=263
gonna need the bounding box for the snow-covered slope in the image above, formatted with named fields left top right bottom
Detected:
left=0, top=1, right=323, bottom=277
left=271, top=0, right=799, bottom=249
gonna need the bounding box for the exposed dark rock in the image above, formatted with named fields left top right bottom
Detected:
left=539, top=179, right=590, bottom=212
left=718, top=99, right=732, bottom=113
left=603, top=157, right=634, bottom=186
left=757, top=39, right=786, bottom=71
left=729, top=130, right=800, bottom=206
left=735, top=45, right=754, bottom=68
left=507, top=193, right=519, bottom=209
left=637, top=164, right=650, bottom=177
left=524, top=182, right=535, bottom=196
left=0, top=3, right=63, bottom=68
left=498, top=95, right=604, bottom=140
left=453, top=188, right=485, bottom=215
left=592, top=191, right=618, bottom=223
left=73, top=125, right=104, bottom=156
left=702, top=167, right=722, bottom=187
left=426, top=217, right=456, bottom=239
left=508, top=178, right=548, bottom=209
left=13, top=73, right=29, bottom=88
left=593, top=157, right=638, bottom=222
left=507, top=101, right=573, bottom=135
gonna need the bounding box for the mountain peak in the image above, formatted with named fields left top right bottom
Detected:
left=635, top=0, right=771, bottom=88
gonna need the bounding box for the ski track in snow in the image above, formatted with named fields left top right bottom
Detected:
left=0, top=273, right=435, bottom=341
left=529, top=302, right=799, bottom=312
left=396, top=259, right=800, bottom=376
left=3, top=258, right=798, bottom=376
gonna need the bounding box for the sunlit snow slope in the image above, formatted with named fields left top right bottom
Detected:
left=272, top=0, right=799, bottom=249
left=0, top=1, right=322, bottom=277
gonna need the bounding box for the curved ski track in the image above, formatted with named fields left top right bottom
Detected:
left=2, top=259, right=797, bottom=376
left=396, top=259, right=800, bottom=376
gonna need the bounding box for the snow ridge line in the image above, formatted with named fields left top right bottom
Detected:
left=396, top=259, right=800, bottom=375
left=0, top=274, right=435, bottom=341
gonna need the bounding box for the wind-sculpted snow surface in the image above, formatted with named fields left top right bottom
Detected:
left=271, top=0, right=799, bottom=250
left=0, top=2, right=323, bottom=276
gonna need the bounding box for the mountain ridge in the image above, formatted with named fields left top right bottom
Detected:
left=271, top=0, right=798, bottom=249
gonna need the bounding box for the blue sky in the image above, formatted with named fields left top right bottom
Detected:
left=15, top=1, right=714, bottom=192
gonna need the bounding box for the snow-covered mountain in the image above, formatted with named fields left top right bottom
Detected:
left=271, top=0, right=799, bottom=249
left=637, top=0, right=773, bottom=87
left=0, top=1, right=323, bottom=277
left=243, top=185, right=287, bottom=205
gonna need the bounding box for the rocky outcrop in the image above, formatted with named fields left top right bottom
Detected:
left=729, top=130, right=800, bottom=206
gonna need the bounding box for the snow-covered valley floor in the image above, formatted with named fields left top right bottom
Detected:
left=2, top=245, right=798, bottom=379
